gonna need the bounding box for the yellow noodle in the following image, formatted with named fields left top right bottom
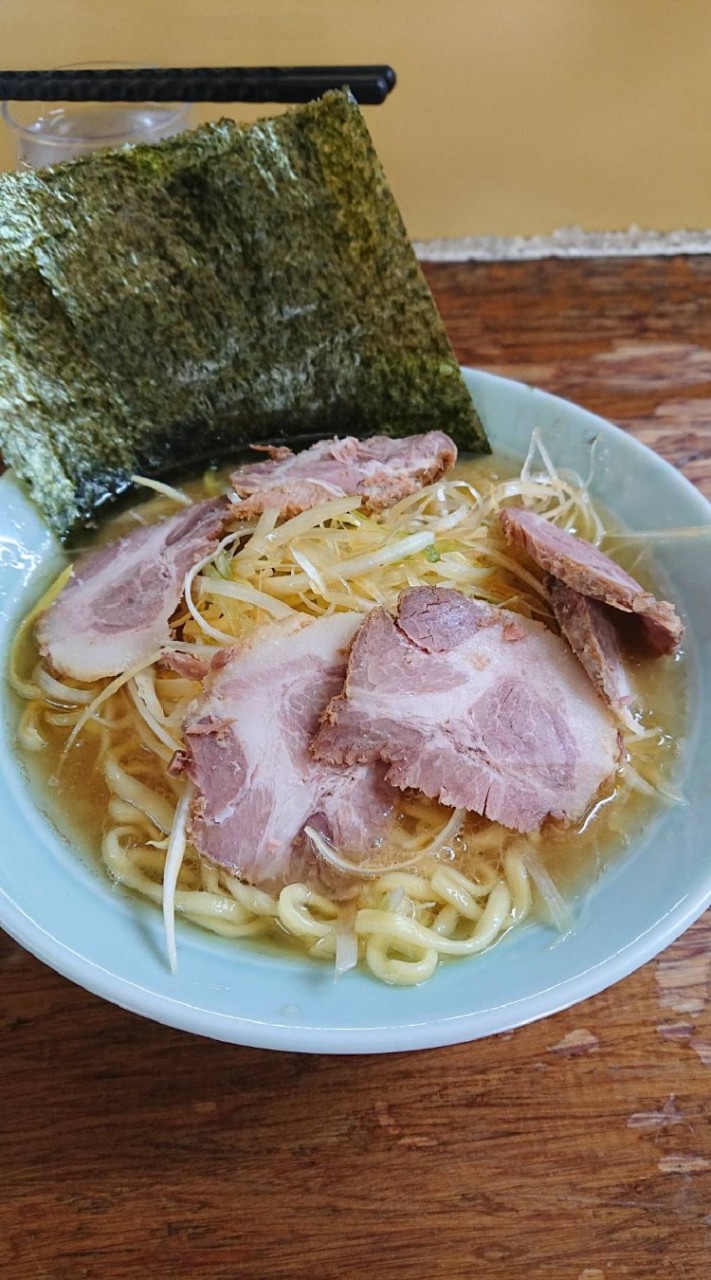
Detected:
left=103, top=756, right=176, bottom=834
left=356, top=882, right=512, bottom=957
left=365, top=936, right=439, bottom=985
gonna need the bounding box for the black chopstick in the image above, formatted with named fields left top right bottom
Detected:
left=0, top=66, right=397, bottom=106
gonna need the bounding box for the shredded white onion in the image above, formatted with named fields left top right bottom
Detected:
left=305, top=825, right=429, bottom=878
left=305, top=808, right=466, bottom=882
left=266, top=529, right=435, bottom=596
left=127, top=677, right=183, bottom=754
left=61, top=649, right=164, bottom=758
left=183, top=531, right=245, bottom=643
left=335, top=909, right=359, bottom=978
left=37, top=666, right=97, bottom=706
left=196, top=575, right=295, bottom=619
left=604, top=526, right=711, bottom=542
left=290, top=546, right=328, bottom=596
left=162, top=782, right=195, bottom=974
left=130, top=475, right=192, bottom=506
left=260, top=496, right=362, bottom=548
left=524, top=850, right=574, bottom=935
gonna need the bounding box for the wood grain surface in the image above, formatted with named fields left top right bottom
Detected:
left=3, top=256, right=711, bottom=1280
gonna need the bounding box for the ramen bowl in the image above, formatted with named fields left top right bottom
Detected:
left=1, top=368, right=710, bottom=1052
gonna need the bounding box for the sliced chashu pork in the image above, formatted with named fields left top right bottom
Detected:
left=37, top=497, right=229, bottom=682
left=313, top=586, right=620, bottom=833
left=230, top=431, right=456, bottom=518
left=547, top=577, right=633, bottom=714
left=500, top=506, right=683, bottom=655
left=177, top=612, right=395, bottom=894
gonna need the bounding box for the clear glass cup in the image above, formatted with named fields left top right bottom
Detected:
left=1, top=62, right=191, bottom=168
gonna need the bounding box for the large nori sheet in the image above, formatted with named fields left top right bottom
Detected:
left=0, top=91, right=487, bottom=539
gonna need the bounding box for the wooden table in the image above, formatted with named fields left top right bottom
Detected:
left=2, top=256, right=711, bottom=1279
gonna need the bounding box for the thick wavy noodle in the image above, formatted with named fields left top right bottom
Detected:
left=11, top=436, right=678, bottom=985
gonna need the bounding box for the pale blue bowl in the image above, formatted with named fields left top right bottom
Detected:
left=1, top=369, right=710, bottom=1053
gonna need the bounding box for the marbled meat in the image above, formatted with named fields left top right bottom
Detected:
left=500, top=506, right=682, bottom=655
left=548, top=576, right=633, bottom=713
left=230, top=431, right=456, bottom=518
left=313, top=586, right=620, bottom=833
left=177, top=612, right=395, bottom=894
left=37, top=497, right=230, bottom=682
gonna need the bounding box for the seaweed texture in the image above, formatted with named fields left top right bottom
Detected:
left=0, top=91, right=487, bottom=538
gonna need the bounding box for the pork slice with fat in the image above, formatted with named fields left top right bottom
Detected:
left=313, top=586, right=620, bottom=833
left=179, top=613, right=395, bottom=894
left=499, top=506, right=683, bottom=655
left=230, top=431, right=457, bottom=518
left=547, top=576, right=633, bottom=713
left=37, top=497, right=230, bottom=682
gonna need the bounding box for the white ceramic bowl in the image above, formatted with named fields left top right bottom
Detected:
left=1, top=369, right=710, bottom=1053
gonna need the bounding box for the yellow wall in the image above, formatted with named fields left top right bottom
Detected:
left=3, top=0, right=711, bottom=239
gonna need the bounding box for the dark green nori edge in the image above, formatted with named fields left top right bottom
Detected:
left=0, top=91, right=488, bottom=540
